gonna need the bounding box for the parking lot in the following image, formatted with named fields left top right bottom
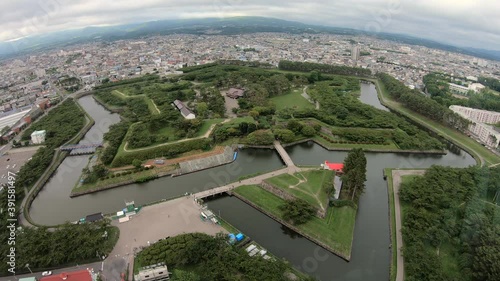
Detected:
left=0, top=146, right=41, bottom=188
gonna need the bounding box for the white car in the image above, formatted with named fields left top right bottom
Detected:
left=42, top=271, right=52, bottom=276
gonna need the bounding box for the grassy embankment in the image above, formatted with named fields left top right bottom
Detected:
left=234, top=183, right=356, bottom=258
left=375, top=79, right=500, bottom=166
left=270, top=87, right=315, bottom=110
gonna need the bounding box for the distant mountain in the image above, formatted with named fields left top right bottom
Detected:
left=1, top=16, right=499, bottom=61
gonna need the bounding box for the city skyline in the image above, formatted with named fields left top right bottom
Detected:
left=0, top=0, right=499, bottom=51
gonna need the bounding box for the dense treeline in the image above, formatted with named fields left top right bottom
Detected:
left=342, top=148, right=367, bottom=201
left=101, top=122, right=130, bottom=165
left=0, top=220, right=117, bottom=276
left=424, top=73, right=500, bottom=112
left=479, top=76, right=500, bottom=92
left=400, top=166, right=500, bottom=281
left=136, top=233, right=314, bottom=281
left=17, top=99, right=86, bottom=188
left=279, top=78, right=444, bottom=150
left=278, top=60, right=372, bottom=77
left=377, top=73, right=470, bottom=131
left=94, top=74, right=160, bottom=90
left=21, top=99, right=86, bottom=148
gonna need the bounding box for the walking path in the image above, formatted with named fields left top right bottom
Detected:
left=300, top=86, right=319, bottom=110
left=273, top=141, right=297, bottom=170
left=391, top=169, right=426, bottom=281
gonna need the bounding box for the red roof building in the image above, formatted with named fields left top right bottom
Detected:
left=324, top=161, right=344, bottom=173
left=41, top=270, right=93, bottom=281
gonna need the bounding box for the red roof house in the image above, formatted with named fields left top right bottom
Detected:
left=41, top=270, right=93, bottom=281
left=324, top=161, right=344, bottom=173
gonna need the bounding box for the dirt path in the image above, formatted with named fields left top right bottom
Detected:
left=150, top=100, right=161, bottom=114
left=123, top=119, right=230, bottom=152
left=392, top=169, right=426, bottom=281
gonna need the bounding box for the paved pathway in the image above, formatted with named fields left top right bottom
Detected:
left=391, top=169, right=426, bottom=281
left=273, top=141, right=297, bottom=169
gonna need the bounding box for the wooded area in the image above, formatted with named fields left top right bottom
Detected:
left=400, top=166, right=500, bottom=281
left=135, top=233, right=315, bottom=281
left=377, top=73, right=470, bottom=131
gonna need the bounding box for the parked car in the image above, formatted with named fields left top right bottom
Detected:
left=42, top=271, right=52, bottom=276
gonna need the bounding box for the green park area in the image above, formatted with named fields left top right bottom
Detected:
left=395, top=166, right=500, bottom=281
left=270, top=87, right=315, bottom=110
left=234, top=184, right=356, bottom=258
left=134, top=233, right=315, bottom=281
left=265, top=170, right=333, bottom=211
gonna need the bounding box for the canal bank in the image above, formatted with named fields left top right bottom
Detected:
left=26, top=82, right=479, bottom=281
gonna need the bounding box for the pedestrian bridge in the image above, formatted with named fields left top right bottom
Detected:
left=60, top=143, right=103, bottom=151
left=273, top=141, right=295, bottom=168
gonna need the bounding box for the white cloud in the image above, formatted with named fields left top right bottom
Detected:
left=0, top=0, right=499, bottom=50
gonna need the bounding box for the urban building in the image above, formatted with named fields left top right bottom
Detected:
left=134, top=264, right=170, bottom=281
left=450, top=105, right=500, bottom=124
left=31, top=130, right=46, bottom=144
left=450, top=105, right=500, bottom=149
left=351, top=45, right=360, bottom=61
left=449, top=83, right=469, bottom=95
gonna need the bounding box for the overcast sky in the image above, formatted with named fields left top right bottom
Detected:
left=1, top=0, right=499, bottom=50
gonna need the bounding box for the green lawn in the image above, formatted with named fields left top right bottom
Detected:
left=234, top=185, right=357, bottom=257
left=222, top=116, right=255, bottom=126
left=270, top=89, right=315, bottom=110
left=265, top=170, right=333, bottom=211
left=145, top=98, right=160, bottom=115
left=375, top=79, right=500, bottom=166
left=266, top=173, right=300, bottom=187
left=195, top=118, right=225, bottom=137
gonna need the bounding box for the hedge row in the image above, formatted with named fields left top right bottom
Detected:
left=320, top=134, right=389, bottom=146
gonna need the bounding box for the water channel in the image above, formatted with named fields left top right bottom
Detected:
left=29, top=84, right=476, bottom=280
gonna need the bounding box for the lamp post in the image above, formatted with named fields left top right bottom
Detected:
left=25, top=264, right=33, bottom=274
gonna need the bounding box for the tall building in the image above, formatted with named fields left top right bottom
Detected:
left=31, top=130, right=46, bottom=144
left=351, top=45, right=360, bottom=61
left=450, top=106, right=500, bottom=124
left=450, top=105, right=500, bottom=149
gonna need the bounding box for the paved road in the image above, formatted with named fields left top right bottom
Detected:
left=391, top=169, right=426, bottom=281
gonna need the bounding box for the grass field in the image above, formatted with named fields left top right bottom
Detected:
left=385, top=168, right=397, bottom=281
left=375, top=79, right=500, bottom=166
left=195, top=118, right=225, bottom=137
left=270, top=88, right=315, bottom=110
left=234, top=185, right=357, bottom=257
left=265, top=170, right=333, bottom=211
